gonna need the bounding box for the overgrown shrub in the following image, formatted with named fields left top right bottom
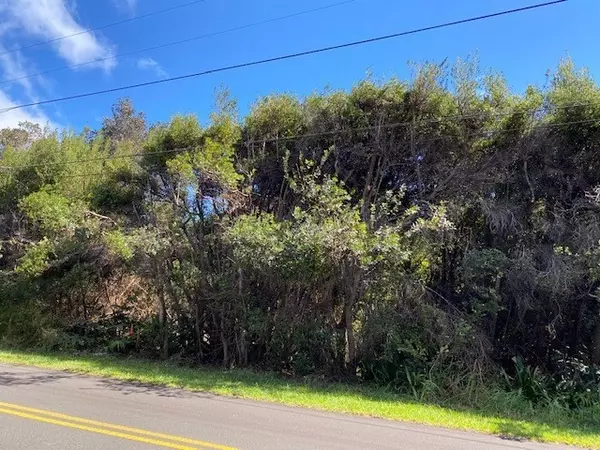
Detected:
left=2, top=60, right=600, bottom=411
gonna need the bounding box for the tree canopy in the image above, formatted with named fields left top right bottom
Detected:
left=1, top=58, right=600, bottom=409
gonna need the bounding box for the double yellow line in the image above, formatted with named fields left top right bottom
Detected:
left=0, top=401, right=237, bottom=450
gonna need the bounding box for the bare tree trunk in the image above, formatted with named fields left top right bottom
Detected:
left=343, top=264, right=361, bottom=373
left=592, top=322, right=600, bottom=365
left=147, top=180, right=168, bottom=358
left=523, top=157, right=535, bottom=203
left=157, top=289, right=169, bottom=359
left=81, top=289, right=88, bottom=321
left=213, top=311, right=229, bottom=367
left=190, top=187, right=210, bottom=360
left=194, top=301, right=204, bottom=358
left=411, top=115, right=423, bottom=198
left=344, top=301, right=356, bottom=370
left=154, top=261, right=169, bottom=359
left=221, top=314, right=229, bottom=368
left=238, top=268, right=248, bottom=365
left=360, top=153, right=378, bottom=221
left=277, top=183, right=288, bottom=219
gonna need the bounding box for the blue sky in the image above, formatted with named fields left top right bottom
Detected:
left=0, top=0, right=596, bottom=131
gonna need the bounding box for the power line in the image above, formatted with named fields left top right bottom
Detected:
left=3, top=98, right=592, bottom=170
left=0, top=148, right=189, bottom=170
left=0, top=0, right=566, bottom=114
left=0, top=99, right=595, bottom=170
left=1, top=109, right=596, bottom=172
left=0, top=0, right=359, bottom=87
left=3, top=117, right=597, bottom=178
left=246, top=100, right=597, bottom=145
left=12, top=168, right=157, bottom=181
left=417, top=117, right=600, bottom=146
left=247, top=117, right=600, bottom=150
left=0, top=0, right=208, bottom=58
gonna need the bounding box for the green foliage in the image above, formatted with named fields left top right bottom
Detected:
left=3, top=60, right=600, bottom=424
left=100, top=98, right=147, bottom=150
left=226, top=214, right=285, bottom=268
left=462, top=248, right=508, bottom=315
left=0, top=301, right=57, bottom=348
left=245, top=95, right=304, bottom=140
left=20, top=189, right=86, bottom=233
left=15, top=238, right=54, bottom=276
left=145, top=115, right=202, bottom=154
left=104, top=230, right=134, bottom=261
left=503, top=356, right=551, bottom=405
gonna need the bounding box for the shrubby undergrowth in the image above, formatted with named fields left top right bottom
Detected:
left=1, top=59, right=600, bottom=416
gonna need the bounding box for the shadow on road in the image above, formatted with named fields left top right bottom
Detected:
left=0, top=371, right=70, bottom=386
left=93, top=378, right=217, bottom=399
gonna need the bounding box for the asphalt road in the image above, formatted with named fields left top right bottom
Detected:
left=0, top=364, right=570, bottom=450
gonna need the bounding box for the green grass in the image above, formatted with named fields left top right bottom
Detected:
left=0, top=349, right=598, bottom=448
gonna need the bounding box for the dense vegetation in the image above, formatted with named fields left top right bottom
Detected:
left=1, top=59, right=600, bottom=416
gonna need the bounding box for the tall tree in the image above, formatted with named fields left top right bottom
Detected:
left=101, top=98, right=147, bottom=152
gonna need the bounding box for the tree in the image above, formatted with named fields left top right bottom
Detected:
left=0, top=121, right=44, bottom=151
left=101, top=98, right=147, bottom=152
left=1, top=59, right=600, bottom=410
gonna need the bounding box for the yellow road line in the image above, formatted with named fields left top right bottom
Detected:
left=0, top=407, right=203, bottom=449
left=0, top=402, right=237, bottom=450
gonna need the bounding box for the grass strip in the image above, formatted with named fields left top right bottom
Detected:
left=0, top=349, right=598, bottom=448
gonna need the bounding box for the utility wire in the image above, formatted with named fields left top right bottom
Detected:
left=0, top=0, right=566, bottom=114
left=1, top=111, right=596, bottom=172
left=3, top=116, right=597, bottom=179
left=0, top=99, right=595, bottom=170
left=0, top=0, right=359, bottom=87
left=18, top=167, right=159, bottom=181
left=2, top=98, right=593, bottom=169
left=416, top=117, right=600, bottom=146
left=0, top=148, right=189, bottom=170
left=246, top=100, right=597, bottom=145
left=0, top=0, right=208, bottom=58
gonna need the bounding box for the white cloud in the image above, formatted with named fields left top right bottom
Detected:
left=0, top=90, right=52, bottom=128
left=0, top=1, right=122, bottom=130
left=0, top=31, right=52, bottom=128
left=0, top=63, right=55, bottom=129
left=0, top=49, right=35, bottom=98
left=0, top=0, right=116, bottom=72
left=137, top=57, right=168, bottom=79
